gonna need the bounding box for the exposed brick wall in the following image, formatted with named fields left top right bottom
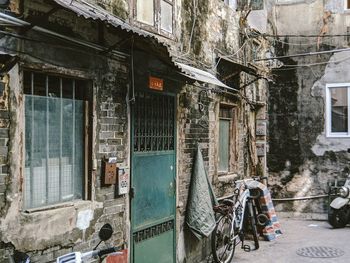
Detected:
left=0, top=57, right=130, bottom=263
left=0, top=76, right=9, bottom=216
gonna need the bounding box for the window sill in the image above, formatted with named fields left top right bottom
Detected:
left=22, top=200, right=92, bottom=214
left=326, top=134, right=350, bottom=138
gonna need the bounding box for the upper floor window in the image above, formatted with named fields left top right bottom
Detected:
left=326, top=84, right=350, bottom=137
left=134, top=0, right=174, bottom=35
left=237, top=0, right=264, bottom=10
left=24, top=71, right=91, bottom=209
left=222, top=0, right=236, bottom=9
left=346, top=0, right=350, bottom=10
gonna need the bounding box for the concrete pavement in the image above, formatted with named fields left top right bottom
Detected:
left=232, top=217, right=350, bottom=263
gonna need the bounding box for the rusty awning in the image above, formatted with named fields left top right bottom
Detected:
left=218, top=55, right=259, bottom=77
left=175, top=62, right=238, bottom=92
left=52, top=0, right=155, bottom=40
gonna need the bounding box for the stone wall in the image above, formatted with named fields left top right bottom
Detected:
left=0, top=75, right=10, bottom=216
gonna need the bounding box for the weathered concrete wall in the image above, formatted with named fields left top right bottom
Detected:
left=1, top=0, right=271, bottom=262
left=268, top=0, right=350, bottom=214
left=0, top=54, right=130, bottom=262
left=179, top=0, right=240, bottom=64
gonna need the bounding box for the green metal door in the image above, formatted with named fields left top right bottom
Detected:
left=131, top=91, right=176, bottom=263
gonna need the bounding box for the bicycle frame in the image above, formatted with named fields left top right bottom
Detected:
left=229, top=180, right=253, bottom=244
left=211, top=178, right=262, bottom=263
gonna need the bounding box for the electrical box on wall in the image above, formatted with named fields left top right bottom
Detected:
left=101, top=157, right=117, bottom=185
left=116, top=167, right=129, bottom=195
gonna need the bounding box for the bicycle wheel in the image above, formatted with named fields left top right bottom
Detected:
left=247, top=201, right=259, bottom=250
left=211, top=215, right=236, bottom=263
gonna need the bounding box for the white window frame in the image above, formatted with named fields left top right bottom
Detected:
left=326, top=83, right=350, bottom=137
left=345, top=0, right=350, bottom=10
left=222, top=0, right=236, bottom=9
left=133, top=0, right=174, bottom=37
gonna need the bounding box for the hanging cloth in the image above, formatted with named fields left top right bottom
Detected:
left=186, top=145, right=218, bottom=239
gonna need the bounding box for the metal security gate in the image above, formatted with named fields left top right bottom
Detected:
left=131, top=91, right=176, bottom=263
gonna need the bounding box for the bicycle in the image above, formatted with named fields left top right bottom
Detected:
left=211, top=178, right=268, bottom=263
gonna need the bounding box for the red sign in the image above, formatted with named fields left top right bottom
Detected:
left=149, top=76, right=164, bottom=91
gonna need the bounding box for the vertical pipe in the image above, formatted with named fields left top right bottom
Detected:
left=30, top=72, right=34, bottom=208
left=72, top=80, right=75, bottom=198
left=59, top=78, right=63, bottom=201
left=46, top=76, right=49, bottom=205
left=348, top=87, right=350, bottom=136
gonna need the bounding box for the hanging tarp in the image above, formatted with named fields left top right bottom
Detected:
left=186, top=146, right=218, bottom=239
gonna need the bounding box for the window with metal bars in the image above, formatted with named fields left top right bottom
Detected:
left=23, top=71, right=89, bottom=209
left=133, top=92, right=175, bottom=152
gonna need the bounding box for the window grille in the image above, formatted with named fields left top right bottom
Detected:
left=133, top=92, right=175, bottom=152
left=24, top=71, right=88, bottom=209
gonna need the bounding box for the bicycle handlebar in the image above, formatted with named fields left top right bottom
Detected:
left=80, top=247, right=122, bottom=260
left=98, top=247, right=122, bottom=257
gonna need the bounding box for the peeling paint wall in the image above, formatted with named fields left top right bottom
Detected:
left=268, top=0, right=350, bottom=215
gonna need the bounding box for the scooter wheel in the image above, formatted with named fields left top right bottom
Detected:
left=328, top=207, right=349, bottom=228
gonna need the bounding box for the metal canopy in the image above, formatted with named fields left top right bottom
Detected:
left=175, top=62, right=238, bottom=92
left=218, top=55, right=259, bottom=76
left=52, top=0, right=154, bottom=39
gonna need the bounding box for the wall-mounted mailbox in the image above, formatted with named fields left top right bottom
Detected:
left=102, top=157, right=117, bottom=185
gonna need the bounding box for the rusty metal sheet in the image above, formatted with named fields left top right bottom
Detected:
left=175, top=62, right=238, bottom=91
left=52, top=0, right=154, bottom=39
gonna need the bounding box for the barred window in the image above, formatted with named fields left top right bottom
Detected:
left=24, top=71, right=90, bottom=209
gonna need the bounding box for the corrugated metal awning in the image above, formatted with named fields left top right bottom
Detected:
left=52, top=0, right=154, bottom=39
left=218, top=55, right=259, bottom=76
left=175, top=62, right=238, bottom=92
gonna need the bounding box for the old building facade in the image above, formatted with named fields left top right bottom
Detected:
left=0, top=0, right=269, bottom=262
left=266, top=0, right=350, bottom=216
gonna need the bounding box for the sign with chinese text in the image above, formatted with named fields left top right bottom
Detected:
left=149, top=76, right=164, bottom=91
